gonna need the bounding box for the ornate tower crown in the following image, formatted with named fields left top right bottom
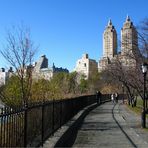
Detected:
left=108, top=19, right=112, bottom=26
left=126, top=15, right=131, bottom=22
left=123, top=15, right=133, bottom=29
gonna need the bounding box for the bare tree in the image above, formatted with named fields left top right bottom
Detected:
left=138, top=18, right=148, bottom=59
left=0, top=25, right=38, bottom=106
left=106, top=56, right=143, bottom=105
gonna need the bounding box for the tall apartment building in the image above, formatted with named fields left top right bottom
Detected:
left=74, top=54, right=98, bottom=79
left=103, top=19, right=117, bottom=59
left=120, top=16, right=138, bottom=67
left=121, top=16, right=138, bottom=55
left=98, top=16, right=138, bottom=71
left=98, top=19, right=117, bottom=71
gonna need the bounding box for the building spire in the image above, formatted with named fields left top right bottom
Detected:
left=108, top=19, right=112, bottom=26
left=126, top=15, right=130, bottom=22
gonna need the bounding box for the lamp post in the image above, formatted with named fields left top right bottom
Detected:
left=141, top=63, right=148, bottom=128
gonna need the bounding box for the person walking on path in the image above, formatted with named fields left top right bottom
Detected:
left=96, top=91, right=101, bottom=104
left=111, top=94, right=115, bottom=104
left=115, top=93, right=118, bottom=103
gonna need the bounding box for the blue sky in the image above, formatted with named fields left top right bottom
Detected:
left=0, top=0, right=147, bottom=71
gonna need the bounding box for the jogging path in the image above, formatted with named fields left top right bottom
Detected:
left=72, top=101, right=148, bottom=148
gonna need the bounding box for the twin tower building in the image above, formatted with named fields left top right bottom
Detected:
left=75, top=16, right=138, bottom=79
left=99, top=15, right=138, bottom=71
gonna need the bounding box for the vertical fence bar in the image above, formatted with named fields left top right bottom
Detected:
left=14, top=113, right=17, bottom=146
left=16, top=111, right=18, bottom=146
left=9, top=109, right=12, bottom=147
left=24, top=105, right=28, bottom=147
left=12, top=110, right=14, bottom=147
left=52, top=99, right=54, bottom=134
left=7, top=109, right=9, bottom=147
left=5, top=108, right=7, bottom=147
left=41, top=102, right=44, bottom=146
left=17, top=112, right=19, bottom=146
left=13, top=111, right=16, bottom=147
left=15, top=111, right=17, bottom=146
left=4, top=107, right=6, bottom=147
left=60, top=100, right=62, bottom=127
left=0, top=108, right=3, bottom=147
left=18, top=112, right=21, bottom=146
left=6, top=108, right=9, bottom=147
left=20, top=112, right=23, bottom=146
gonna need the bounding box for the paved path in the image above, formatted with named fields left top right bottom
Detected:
left=72, top=101, right=148, bottom=148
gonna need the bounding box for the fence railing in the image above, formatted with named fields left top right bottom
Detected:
left=0, top=94, right=111, bottom=147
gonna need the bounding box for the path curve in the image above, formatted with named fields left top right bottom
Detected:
left=72, top=101, right=148, bottom=148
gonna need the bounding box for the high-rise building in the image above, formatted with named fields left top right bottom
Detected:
left=120, top=16, right=138, bottom=67
left=98, top=16, right=138, bottom=71
left=103, top=19, right=117, bottom=59
left=98, top=19, right=117, bottom=71
left=121, top=15, right=138, bottom=56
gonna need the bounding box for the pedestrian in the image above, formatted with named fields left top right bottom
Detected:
left=96, top=91, right=102, bottom=104
left=115, top=93, right=118, bottom=103
left=111, top=94, right=115, bottom=104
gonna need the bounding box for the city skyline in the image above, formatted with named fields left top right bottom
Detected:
left=0, top=0, right=147, bottom=71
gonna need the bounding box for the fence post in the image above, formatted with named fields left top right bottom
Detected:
left=60, top=100, right=62, bottom=127
left=24, top=104, right=28, bottom=147
left=52, top=99, right=54, bottom=134
left=41, top=101, right=45, bottom=146
left=0, top=108, right=4, bottom=147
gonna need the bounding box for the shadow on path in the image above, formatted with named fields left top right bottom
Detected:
left=112, top=104, right=137, bottom=148
left=55, top=102, right=138, bottom=147
left=54, top=104, right=99, bottom=147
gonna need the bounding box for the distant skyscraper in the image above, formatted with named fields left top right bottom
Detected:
left=120, top=16, right=138, bottom=67
left=98, top=19, right=117, bottom=71
left=121, top=15, right=138, bottom=55
left=103, top=19, right=117, bottom=59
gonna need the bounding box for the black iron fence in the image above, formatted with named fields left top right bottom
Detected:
left=0, top=94, right=111, bottom=147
